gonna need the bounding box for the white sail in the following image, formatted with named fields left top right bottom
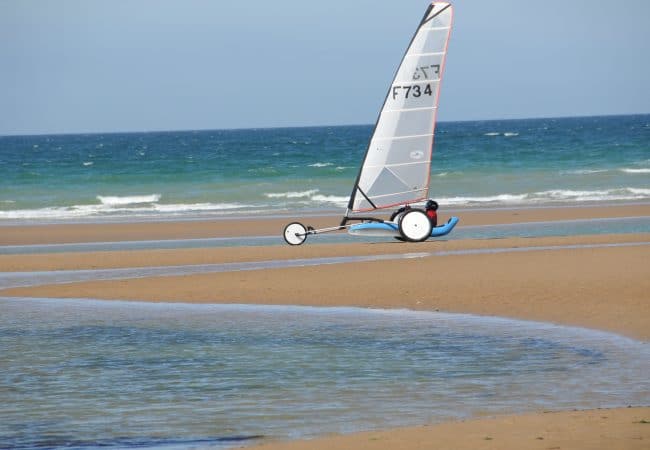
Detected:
left=349, top=2, right=453, bottom=212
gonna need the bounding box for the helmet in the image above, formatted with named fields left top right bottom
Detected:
left=425, top=199, right=438, bottom=210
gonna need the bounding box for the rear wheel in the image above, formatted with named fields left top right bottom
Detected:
left=283, top=222, right=308, bottom=246
left=390, top=206, right=410, bottom=222
left=398, top=209, right=432, bottom=242
left=391, top=208, right=408, bottom=241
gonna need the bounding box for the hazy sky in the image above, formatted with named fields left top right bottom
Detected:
left=1, top=0, right=649, bottom=135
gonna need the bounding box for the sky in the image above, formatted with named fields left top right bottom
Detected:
left=1, top=0, right=649, bottom=135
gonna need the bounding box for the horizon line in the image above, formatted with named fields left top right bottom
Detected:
left=1, top=111, right=648, bottom=139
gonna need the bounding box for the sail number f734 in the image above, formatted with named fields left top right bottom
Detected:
left=392, top=83, right=434, bottom=99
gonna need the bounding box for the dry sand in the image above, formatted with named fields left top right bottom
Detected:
left=2, top=204, right=649, bottom=449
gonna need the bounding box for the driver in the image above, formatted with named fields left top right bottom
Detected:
left=425, top=199, right=438, bottom=227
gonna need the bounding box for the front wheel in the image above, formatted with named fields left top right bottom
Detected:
left=283, top=222, right=308, bottom=246
left=398, top=209, right=432, bottom=242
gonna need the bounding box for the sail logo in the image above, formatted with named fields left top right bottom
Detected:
left=412, top=64, right=440, bottom=80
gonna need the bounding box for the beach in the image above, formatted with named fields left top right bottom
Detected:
left=1, top=203, right=649, bottom=449
left=3, top=0, right=649, bottom=442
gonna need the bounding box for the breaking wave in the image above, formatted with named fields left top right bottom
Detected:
left=0, top=201, right=254, bottom=220
left=561, top=167, right=650, bottom=176
left=311, top=194, right=349, bottom=206
left=620, top=168, right=650, bottom=174
left=482, top=132, right=519, bottom=137
left=97, top=194, right=161, bottom=205
left=438, top=188, right=650, bottom=206
left=561, top=169, right=608, bottom=175
left=264, top=190, right=348, bottom=206
left=264, top=190, right=320, bottom=199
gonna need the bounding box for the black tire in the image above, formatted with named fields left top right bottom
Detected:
left=391, top=207, right=409, bottom=241
left=398, top=209, right=432, bottom=242
left=390, top=206, right=410, bottom=222
left=283, top=222, right=308, bottom=246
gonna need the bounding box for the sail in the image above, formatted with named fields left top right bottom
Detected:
left=349, top=2, right=453, bottom=212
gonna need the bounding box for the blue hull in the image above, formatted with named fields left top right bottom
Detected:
left=348, top=216, right=459, bottom=239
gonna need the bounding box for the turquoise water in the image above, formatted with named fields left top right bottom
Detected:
left=2, top=299, right=649, bottom=449
left=1, top=114, right=648, bottom=221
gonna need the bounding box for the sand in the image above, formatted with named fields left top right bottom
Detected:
left=2, top=203, right=649, bottom=245
left=1, top=203, right=649, bottom=449
left=3, top=233, right=649, bottom=340
left=252, top=407, right=650, bottom=450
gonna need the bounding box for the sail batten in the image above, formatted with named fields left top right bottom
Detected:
left=383, top=106, right=437, bottom=113
left=408, top=52, right=446, bottom=57
left=371, top=133, right=434, bottom=141
left=349, top=2, right=453, bottom=213
left=364, top=164, right=431, bottom=171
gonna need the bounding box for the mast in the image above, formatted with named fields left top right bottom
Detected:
left=346, top=2, right=453, bottom=215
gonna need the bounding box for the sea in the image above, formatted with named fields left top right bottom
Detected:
left=1, top=114, right=649, bottom=223
left=2, top=115, right=650, bottom=449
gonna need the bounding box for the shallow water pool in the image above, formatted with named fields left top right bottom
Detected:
left=1, top=299, right=648, bottom=449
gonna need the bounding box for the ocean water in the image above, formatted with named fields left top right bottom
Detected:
left=0, top=114, right=648, bottom=222
left=2, top=299, right=649, bottom=449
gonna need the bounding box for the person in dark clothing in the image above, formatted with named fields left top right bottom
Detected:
left=389, top=204, right=410, bottom=222
left=425, top=199, right=438, bottom=227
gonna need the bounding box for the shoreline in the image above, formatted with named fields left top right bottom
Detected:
left=2, top=203, right=649, bottom=245
left=2, top=203, right=649, bottom=449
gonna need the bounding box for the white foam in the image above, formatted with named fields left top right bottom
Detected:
left=437, top=188, right=650, bottom=206
left=0, top=202, right=254, bottom=220
left=620, top=168, right=650, bottom=174
left=151, top=203, right=252, bottom=213
left=309, top=162, right=333, bottom=168
left=503, top=132, right=519, bottom=137
left=97, top=194, right=161, bottom=206
left=439, top=194, right=527, bottom=205
left=82, top=162, right=93, bottom=166
left=483, top=132, right=500, bottom=136
left=310, top=194, right=350, bottom=206
left=538, top=188, right=650, bottom=202
left=628, top=188, right=650, bottom=195
left=561, top=169, right=608, bottom=175
left=265, top=189, right=319, bottom=199
left=0, top=206, right=104, bottom=219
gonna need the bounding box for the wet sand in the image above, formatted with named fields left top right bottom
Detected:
left=2, top=203, right=649, bottom=245
left=2, top=232, right=648, bottom=341
left=1, top=203, right=649, bottom=449
left=252, top=407, right=650, bottom=450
